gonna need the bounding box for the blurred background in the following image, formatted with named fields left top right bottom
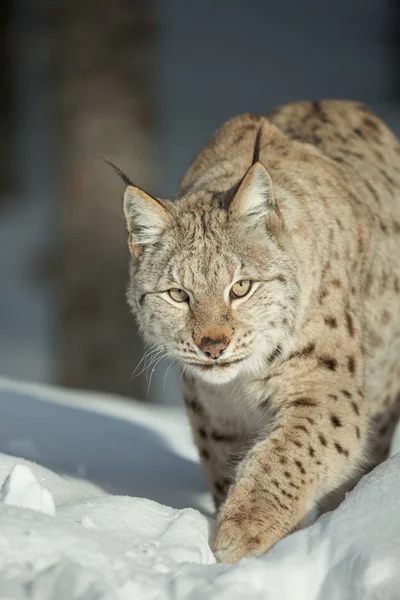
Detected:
left=0, top=0, right=399, bottom=406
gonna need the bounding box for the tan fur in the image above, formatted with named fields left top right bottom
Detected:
left=122, top=100, right=400, bottom=562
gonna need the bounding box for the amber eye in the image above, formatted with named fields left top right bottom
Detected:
left=168, top=288, right=189, bottom=303
left=230, top=280, right=252, bottom=299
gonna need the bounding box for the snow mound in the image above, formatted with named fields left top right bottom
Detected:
left=0, top=464, right=55, bottom=515
left=0, top=457, right=214, bottom=600
left=0, top=377, right=399, bottom=599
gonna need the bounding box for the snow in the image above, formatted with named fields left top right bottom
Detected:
left=0, top=464, right=55, bottom=515
left=0, top=376, right=400, bottom=599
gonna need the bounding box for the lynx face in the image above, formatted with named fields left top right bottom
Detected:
left=124, top=163, right=301, bottom=384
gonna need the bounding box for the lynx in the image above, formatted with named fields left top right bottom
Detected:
left=108, top=100, right=400, bottom=562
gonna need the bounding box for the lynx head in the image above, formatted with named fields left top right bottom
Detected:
left=105, top=152, right=301, bottom=385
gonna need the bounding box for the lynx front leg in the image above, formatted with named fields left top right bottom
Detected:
left=214, top=384, right=367, bottom=563
left=183, top=383, right=246, bottom=509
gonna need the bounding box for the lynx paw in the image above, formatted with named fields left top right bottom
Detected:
left=213, top=492, right=282, bottom=563
left=214, top=520, right=267, bottom=563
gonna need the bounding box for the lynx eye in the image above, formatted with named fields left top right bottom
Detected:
left=230, top=280, right=252, bottom=299
left=168, top=288, right=189, bottom=303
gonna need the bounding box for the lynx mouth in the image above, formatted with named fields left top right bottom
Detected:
left=185, top=358, right=244, bottom=370
left=184, top=357, right=245, bottom=384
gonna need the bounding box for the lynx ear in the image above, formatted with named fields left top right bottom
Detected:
left=100, top=155, right=170, bottom=258
left=229, top=162, right=281, bottom=232
left=123, top=186, right=171, bottom=257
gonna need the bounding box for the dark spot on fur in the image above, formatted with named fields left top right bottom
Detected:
left=214, top=481, right=225, bottom=494
left=334, top=442, right=349, bottom=457
left=294, top=460, right=306, bottom=475
left=380, top=220, right=388, bottom=234
left=284, top=471, right=291, bottom=479
left=328, top=393, right=338, bottom=401
left=271, top=492, right=288, bottom=511
left=319, top=289, right=329, bottom=303
left=341, top=148, right=364, bottom=160
left=302, top=342, right=316, bottom=356
left=249, top=535, right=261, bottom=546
left=331, top=279, right=342, bottom=288
left=311, top=101, right=325, bottom=118
left=319, top=433, right=327, bottom=446
left=281, top=489, right=294, bottom=499
left=318, top=356, right=337, bottom=371
left=351, top=401, right=360, bottom=416
left=292, top=398, right=318, bottom=408
left=364, top=179, right=381, bottom=205
left=198, top=427, right=207, bottom=439
left=363, top=116, right=380, bottom=134
left=341, top=390, right=352, bottom=398
left=200, top=448, right=209, bottom=460
left=345, top=312, right=354, bottom=337
left=266, top=345, right=283, bottom=363
left=138, top=294, right=146, bottom=307
left=355, top=426, right=361, bottom=439
left=324, top=316, right=338, bottom=328
left=279, top=456, right=287, bottom=465
left=294, top=425, right=309, bottom=434
left=379, top=168, right=396, bottom=188
left=348, top=356, right=356, bottom=376
left=184, top=397, right=205, bottom=415
left=379, top=425, right=388, bottom=436
left=308, top=446, right=315, bottom=457
left=289, top=339, right=316, bottom=362
left=292, top=440, right=303, bottom=448
left=353, top=127, right=364, bottom=139
left=259, top=396, right=273, bottom=410
left=330, top=414, right=342, bottom=428
left=210, top=431, right=238, bottom=443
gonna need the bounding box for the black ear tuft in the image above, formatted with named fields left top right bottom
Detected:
left=251, top=125, right=264, bottom=166
left=99, top=154, right=134, bottom=187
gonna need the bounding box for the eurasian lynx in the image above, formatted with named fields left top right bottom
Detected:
left=110, top=100, right=400, bottom=562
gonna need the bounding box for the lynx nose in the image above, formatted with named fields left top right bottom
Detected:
left=199, top=338, right=229, bottom=359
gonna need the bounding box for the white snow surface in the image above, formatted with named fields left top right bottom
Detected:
left=0, top=377, right=400, bottom=599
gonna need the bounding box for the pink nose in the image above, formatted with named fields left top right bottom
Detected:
left=199, top=339, right=229, bottom=359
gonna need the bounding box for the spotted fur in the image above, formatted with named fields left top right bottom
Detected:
left=120, top=100, right=400, bottom=563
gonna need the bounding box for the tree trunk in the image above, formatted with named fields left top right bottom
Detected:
left=0, top=0, right=12, bottom=200
left=52, top=0, right=157, bottom=399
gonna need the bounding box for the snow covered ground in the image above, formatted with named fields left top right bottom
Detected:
left=1, top=378, right=400, bottom=598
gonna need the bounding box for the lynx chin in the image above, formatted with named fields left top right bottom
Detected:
left=107, top=100, right=400, bottom=563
